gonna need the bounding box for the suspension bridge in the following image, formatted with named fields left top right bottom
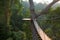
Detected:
left=22, top=0, right=60, bottom=40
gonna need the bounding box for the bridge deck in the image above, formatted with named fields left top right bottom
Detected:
left=33, top=19, right=51, bottom=40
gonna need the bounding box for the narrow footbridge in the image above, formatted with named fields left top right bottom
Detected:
left=22, top=0, right=60, bottom=40
left=22, top=18, right=51, bottom=40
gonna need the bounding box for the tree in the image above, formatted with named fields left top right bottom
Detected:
left=0, top=0, right=12, bottom=40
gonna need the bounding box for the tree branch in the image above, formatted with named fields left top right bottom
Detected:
left=36, top=0, right=59, bottom=18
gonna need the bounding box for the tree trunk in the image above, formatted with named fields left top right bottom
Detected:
left=4, top=2, right=12, bottom=39
left=5, top=0, right=11, bottom=27
left=29, top=0, right=36, bottom=19
left=29, top=0, right=40, bottom=40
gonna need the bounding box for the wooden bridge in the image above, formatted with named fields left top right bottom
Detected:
left=23, top=18, right=51, bottom=40
left=23, top=0, right=60, bottom=40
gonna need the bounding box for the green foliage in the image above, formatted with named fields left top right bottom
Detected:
left=22, top=21, right=32, bottom=40
left=37, top=7, right=60, bottom=40
left=10, top=0, right=32, bottom=40
left=0, top=0, right=27, bottom=40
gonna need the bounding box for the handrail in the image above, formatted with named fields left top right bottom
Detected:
left=33, top=19, right=51, bottom=40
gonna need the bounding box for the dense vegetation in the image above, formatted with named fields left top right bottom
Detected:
left=0, top=0, right=60, bottom=40
left=0, top=0, right=32, bottom=40
left=37, top=7, right=60, bottom=40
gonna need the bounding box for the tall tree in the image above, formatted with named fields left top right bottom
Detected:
left=0, top=0, right=12, bottom=40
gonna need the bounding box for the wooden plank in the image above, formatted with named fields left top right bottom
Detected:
left=22, top=18, right=31, bottom=21
left=33, top=19, right=51, bottom=40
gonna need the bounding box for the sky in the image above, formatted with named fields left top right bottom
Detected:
left=33, top=0, right=52, bottom=4
left=23, top=0, right=53, bottom=4
left=23, top=0, right=60, bottom=4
